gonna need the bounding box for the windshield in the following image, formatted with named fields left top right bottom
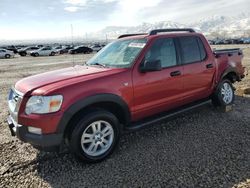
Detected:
left=86, top=38, right=147, bottom=68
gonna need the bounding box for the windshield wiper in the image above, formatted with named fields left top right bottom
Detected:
left=89, top=62, right=106, bottom=67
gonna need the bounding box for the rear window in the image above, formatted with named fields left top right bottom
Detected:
left=179, top=36, right=206, bottom=64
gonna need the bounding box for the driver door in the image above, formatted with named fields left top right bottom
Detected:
left=132, top=37, right=184, bottom=121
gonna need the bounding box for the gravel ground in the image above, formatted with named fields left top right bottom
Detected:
left=0, top=45, right=250, bottom=187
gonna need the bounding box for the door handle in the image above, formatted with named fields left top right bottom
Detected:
left=206, top=64, right=213, bottom=69
left=170, top=70, right=181, bottom=77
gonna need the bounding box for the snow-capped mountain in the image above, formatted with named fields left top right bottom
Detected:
left=98, top=21, right=185, bottom=39
left=95, top=13, right=250, bottom=39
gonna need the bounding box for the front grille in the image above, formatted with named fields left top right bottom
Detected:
left=8, top=88, right=24, bottom=122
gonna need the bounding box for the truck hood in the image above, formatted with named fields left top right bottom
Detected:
left=15, top=65, right=117, bottom=94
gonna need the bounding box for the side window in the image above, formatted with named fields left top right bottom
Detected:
left=179, top=36, right=201, bottom=64
left=145, top=38, right=177, bottom=68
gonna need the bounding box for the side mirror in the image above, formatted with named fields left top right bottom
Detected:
left=140, top=59, right=162, bottom=72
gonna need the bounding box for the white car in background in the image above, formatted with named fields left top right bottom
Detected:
left=0, top=48, right=14, bottom=58
left=30, top=47, right=56, bottom=57
left=90, top=44, right=102, bottom=52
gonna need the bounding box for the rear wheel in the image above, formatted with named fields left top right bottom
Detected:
left=212, top=79, right=234, bottom=106
left=34, top=53, right=39, bottom=57
left=69, top=110, right=121, bottom=163
left=5, top=54, right=11, bottom=58
left=51, top=52, right=55, bottom=56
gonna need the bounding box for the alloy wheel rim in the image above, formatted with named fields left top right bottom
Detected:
left=81, top=120, right=114, bottom=157
left=221, top=82, right=233, bottom=104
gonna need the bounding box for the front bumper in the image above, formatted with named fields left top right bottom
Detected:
left=7, top=115, right=63, bottom=151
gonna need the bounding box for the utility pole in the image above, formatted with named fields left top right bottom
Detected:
left=105, top=34, right=108, bottom=44
left=71, top=24, right=75, bottom=66
left=71, top=24, right=74, bottom=46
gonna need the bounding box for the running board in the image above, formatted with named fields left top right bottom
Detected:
left=126, top=99, right=211, bottom=132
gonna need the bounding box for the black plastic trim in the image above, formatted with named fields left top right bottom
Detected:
left=127, top=98, right=211, bottom=132
left=56, top=94, right=131, bottom=134
left=118, top=33, right=147, bottom=39
left=149, top=28, right=195, bottom=35
left=220, top=67, right=240, bottom=81
left=7, top=116, right=63, bottom=151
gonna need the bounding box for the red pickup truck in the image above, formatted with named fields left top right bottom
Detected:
left=7, top=29, right=245, bottom=162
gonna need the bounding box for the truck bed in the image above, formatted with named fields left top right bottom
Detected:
left=213, top=48, right=242, bottom=56
left=213, top=48, right=245, bottom=81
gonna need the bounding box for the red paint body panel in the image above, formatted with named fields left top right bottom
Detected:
left=13, top=32, right=245, bottom=134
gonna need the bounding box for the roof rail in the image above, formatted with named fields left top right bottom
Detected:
left=149, top=28, right=195, bottom=35
left=118, top=33, right=147, bottom=39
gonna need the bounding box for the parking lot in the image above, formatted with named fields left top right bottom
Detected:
left=0, top=45, right=250, bottom=187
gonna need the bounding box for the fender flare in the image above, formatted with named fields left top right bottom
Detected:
left=220, top=66, right=239, bottom=81
left=56, top=93, right=131, bottom=134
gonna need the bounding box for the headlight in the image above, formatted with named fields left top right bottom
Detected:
left=25, top=95, right=63, bottom=115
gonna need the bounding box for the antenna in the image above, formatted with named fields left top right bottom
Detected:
left=71, top=24, right=75, bottom=66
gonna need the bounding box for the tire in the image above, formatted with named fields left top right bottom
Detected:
left=211, top=79, right=235, bottom=107
left=69, top=110, right=121, bottom=163
left=34, top=53, right=39, bottom=57
left=51, top=52, right=55, bottom=56
left=20, top=52, right=27, bottom=56
left=5, top=54, right=11, bottom=59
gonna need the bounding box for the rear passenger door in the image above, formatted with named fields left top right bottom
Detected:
left=178, top=36, right=215, bottom=103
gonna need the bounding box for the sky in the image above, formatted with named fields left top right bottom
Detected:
left=0, top=0, right=249, bottom=40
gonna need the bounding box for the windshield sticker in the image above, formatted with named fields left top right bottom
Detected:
left=128, top=43, right=146, bottom=48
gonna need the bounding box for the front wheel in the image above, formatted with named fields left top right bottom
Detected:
left=212, top=79, right=235, bottom=106
left=69, top=110, right=121, bottom=163
left=50, top=52, right=55, bottom=56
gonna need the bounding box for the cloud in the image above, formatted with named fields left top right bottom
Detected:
left=48, top=6, right=55, bottom=11
left=106, top=0, right=162, bottom=25
left=64, top=6, right=81, bottom=12
left=0, top=0, right=249, bottom=40
left=1, top=12, right=7, bottom=16
left=64, top=0, right=87, bottom=6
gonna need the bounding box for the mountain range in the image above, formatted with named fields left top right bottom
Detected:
left=95, top=12, right=250, bottom=39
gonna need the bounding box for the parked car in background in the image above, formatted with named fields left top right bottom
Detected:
left=243, top=38, right=250, bottom=44
left=90, top=44, right=102, bottom=52
left=208, top=40, right=215, bottom=45
left=4, top=45, right=18, bottom=54
left=30, top=47, right=56, bottom=57
left=53, top=46, right=63, bottom=53
left=214, top=39, right=224, bottom=45
left=54, top=46, right=74, bottom=54
left=18, top=46, right=40, bottom=56
left=0, top=48, right=14, bottom=58
left=36, top=45, right=44, bottom=48
left=69, top=46, right=93, bottom=54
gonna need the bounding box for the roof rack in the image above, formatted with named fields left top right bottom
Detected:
left=117, top=28, right=196, bottom=39
left=149, top=28, right=195, bottom=35
left=118, top=33, right=147, bottom=39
